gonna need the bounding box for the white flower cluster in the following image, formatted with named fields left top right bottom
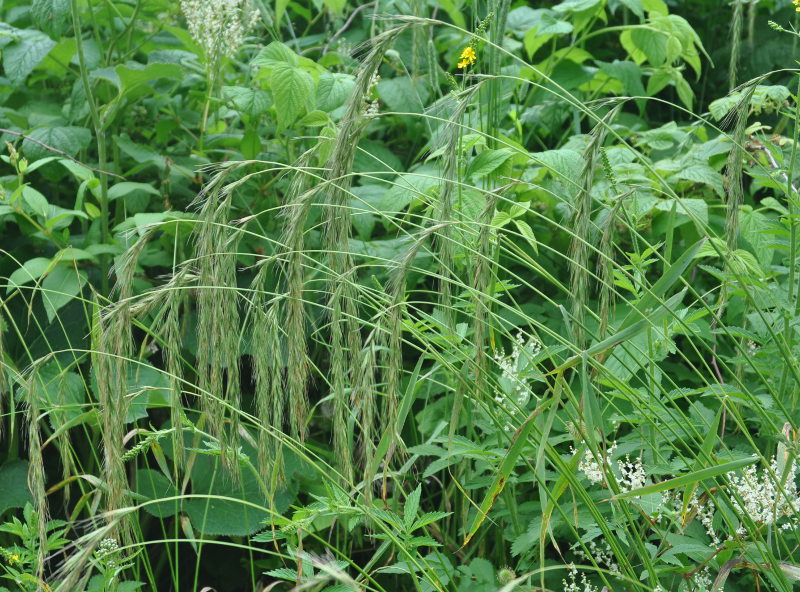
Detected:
left=562, top=564, right=599, bottom=592
left=617, top=454, right=647, bottom=495
left=576, top=442, right=615, bottom=485
left=572, top=539, right=620, bottom=576
left=728, top=455, right=799, bottom=526
left=363, top=72, right=381, bottom=118
left=492, top=332, right=541, bottom=431
left=180, top=0, right=259, bottom=61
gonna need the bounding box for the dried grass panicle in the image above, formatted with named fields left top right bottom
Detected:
left=251, top=269, right=286, bottom=481
left=0, top=311, right=6, bottom=440
left=194, top=172, right=242, bottom=472
left=568, top=109, right=615, bottom=350
left=23, top=373, right=48, bottom=584
left=471, top=192, right=501, bottom=397
left=319, top=25, right=412, bottom=483
left=95, top=230, right=151, bottom=540
left=279, top=165, right=315, bottom=443
left=723, top=85, right=757, bottom=253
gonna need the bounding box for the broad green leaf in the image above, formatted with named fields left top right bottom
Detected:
left=135, top=469, right=179, bottom=518
left=41, top=266, right=87, bottom=323
left=0, top=461, right=33, bottom=514
left=115, top=62, right=182, bottom=95
left=241, top=126, right=261, bottom=159
left=222, top=85, right=273, bottom=117
left=252, top=41, right=298, bottom=70
left=108, top=182, right=160, bottom=201
left=7, top=258, right=53, bottom=293
left=297, top=110, right=330, bottom=127
left=269, top=63, right=315, bottom=130
left=22, top=126, right=92, bottom=162
left=316, top=72, right=355, bottom=112
left=31, top=0, right=70, bottom=38
left=3, top=29, right=56, bottom=84
left=466, top=149, right=515, bottom=179
left=22, top=186, right=50, bottom=218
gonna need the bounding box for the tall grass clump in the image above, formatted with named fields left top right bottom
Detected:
left=4, top=2, right=800, bottom=592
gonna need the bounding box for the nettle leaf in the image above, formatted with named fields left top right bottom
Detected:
left=466, top=148, right=515, bottom=180
left=222, top=86, right=273, bottom=117
left=40, top=265, right=87, bottom=323
left=3, top=29, right=57, bottom=84
left=316, top=72, right=355, bottom=112
left=252, top=41, right=298, bottom=71
left=22, top=126, right=92, bottom=162
left=673, top=164, right=724, bottom=197
left=269, top=63, right=315, bottom=130
left=31, top=0, right=70, bottom=38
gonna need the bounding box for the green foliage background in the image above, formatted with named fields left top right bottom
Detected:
left=1, top=0, right=800, bottom=591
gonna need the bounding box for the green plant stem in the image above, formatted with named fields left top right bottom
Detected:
left=71, top=0, right=111, bottom=295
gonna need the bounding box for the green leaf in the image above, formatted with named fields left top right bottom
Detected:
left=7, top=257, right=53, bottom=293
left=297, top=110, right=331, bottom=127
left=40, top=266, right=87, bottom=323
left=621, top=27, right=667, bottom=66
left=240, top=126, right=261, bottom=159
left=22, top=186, right=50, bottom=218
left=316, top=72, right=355, bottom=112
left=466, top=149, right=515, bottom=180
left=31, top=0, right=70, bottom=38
left=672, top=165, right=724, bottom=197
left=183, top=455, right=292, bottom=536
left=252, top=41, right=298, bottom=70
left=269, top=63, right=315, bottom=130
left=3, top=29, right=56, bottom=84
left=107, top=182, right=159, bottom=201
left=222, top=86, right=273, bottom=117
left=22, top=126, right=92, bottom=162
left=135, top=469, right=179, bottom=518
left=0, top=461, right=33, bottom=514
left=404, top=485, right=422, bottom=531
left=115, top=62, right=182, bottom=95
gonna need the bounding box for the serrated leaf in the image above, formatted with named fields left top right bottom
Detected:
left=316, top=72, right=355, bottom=112
left=252, top=41, right=298, bottom=70
left=3, top=29, right=56, bottom=84
left=404, top=485, right=422, bottom=531
left=466, top=149, right=514, bottom=179
left=22, top=126, right=92, bottom=162
left=411, top=511, right=451, bottom=531
left=270, top=63, right=315, bottom=130
left=222, top=85, right=273, bottom=117
left=31, top=0, right=70, bottom=38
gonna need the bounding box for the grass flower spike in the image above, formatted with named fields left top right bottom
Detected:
left=458, top=45, right=477, bottom=68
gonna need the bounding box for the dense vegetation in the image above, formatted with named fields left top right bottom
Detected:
left=1, top=0, right=800, bottom=590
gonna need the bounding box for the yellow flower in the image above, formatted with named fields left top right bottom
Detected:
left=8, top=554, right=18, bottom=564
left=457, top=46, right=476, bottom=69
